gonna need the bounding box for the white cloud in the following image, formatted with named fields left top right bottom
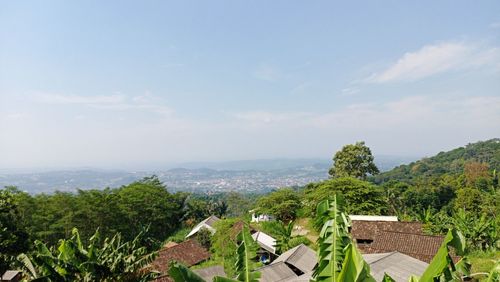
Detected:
left=36, top=93, right=125, bottom=105
left=34, top=92, right=173, bottom=116
left=367, top=42, right=500, bottom=83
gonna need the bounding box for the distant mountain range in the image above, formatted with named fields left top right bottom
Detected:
left=0, top=156, right=416, bottom=194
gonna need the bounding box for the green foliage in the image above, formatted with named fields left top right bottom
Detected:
left=234, top=225, right=261, bottom=282
left=313, top=195, right=351, bottom=281
left=288, top=236, right=313, bottom=249
left=4, top=176, right=187, bottom=250
left=312, top=194, right=475, bottom=282
left=419, top=229, right=468, bottom=281
left=211, top=219, right=239, bottom=277
left=449, top=210, right=498, bottom=251
left=329, top=141, right=379, bottom=180
left=273, top=221, right=294, bottom=254
left=0, top=189, right=29, bottom=274
left=255, top=188, right=301, bottom=222
left=19, top=228, right=158, bottom=281
left=196, top=228, right=213, bottom=249
left=305, top=177, right=387, bottom=218
left=373, top=138, right=500, bottom=184
left=168, top=261, right=205, bottom=282
left=337, top=243, right=375, bottom=282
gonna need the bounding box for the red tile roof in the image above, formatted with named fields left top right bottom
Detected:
left=151, top=239, right=210, bottom=281
left=351, top=221, right=460, bottom=263
left=360, top=230, right=446, bottom=263
left=351, top=220, right=423, bottom=240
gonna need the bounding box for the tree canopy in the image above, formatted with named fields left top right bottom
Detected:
left=329, top=141, right=379, bottom=180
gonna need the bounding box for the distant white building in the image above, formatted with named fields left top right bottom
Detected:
left=186, top=215, right=221, bottom=238
left=349, top=215, right=398, bottom=222
left=250, top=210, right=274, bottom=222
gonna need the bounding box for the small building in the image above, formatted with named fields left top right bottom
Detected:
left=251, top=231, right=277, bottom=263
left=258, top=244, right=317, bottom=282
left=272, top=244, right=316, bottom=275
left=250, top=211, right=274, bottom=223
left=186, top=215, right=221, bottom=238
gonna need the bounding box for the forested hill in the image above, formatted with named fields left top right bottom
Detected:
left=372, top=138, right=500, bottom=184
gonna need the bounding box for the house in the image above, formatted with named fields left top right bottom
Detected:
left=257, top=261, right=298, bottom=282
left=193, top=265, right=226, bottom=282
left=251, top=231, right=277, bottom=263
left=186, top=215, right=220, bottom=238
left=256, top=241, right=436, bottom=282
left=362, top=252, right=429, bottom=282
left=272, top=244, right=316, bottom=275
left=250, top=210, right=274, bottom=222
left=258, top=244, right=317, bottom=282
left=351, top=220, right=423, bottom=248
left=152, top=239, right=211, bottom=282
left=351, top=220, right=458, bottom=263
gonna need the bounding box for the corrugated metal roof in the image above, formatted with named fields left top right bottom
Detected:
left=193, top=265, right=226, bottom=282
left=1, top=270, right=21, bottom=280
left=186, top=215, right=220, bottom=238
left=252, top=231, right=277, bottom=254
left=288, top=271, right=313, bottom=282
left=257, top=261, right=298, bottom=282
left=363, top=252, right=429, bottom=282
left=272, top=244, right=316, bottom=274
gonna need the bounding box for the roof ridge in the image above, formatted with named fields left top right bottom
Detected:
left=364, top=252, right=395, bottom=265
left=377, top=230, right=444, bottom=238
left=286, top=244, right=306, bottom=262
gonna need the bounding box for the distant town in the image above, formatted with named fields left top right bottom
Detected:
left=0, top=157, right=413, bottom=194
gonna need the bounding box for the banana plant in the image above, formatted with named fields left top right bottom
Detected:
left=311, top=194, right=472, bottom=282
left=274, top=220, right=294, bottom=254
left=18, top=228, right=158, bottom=281
left=313, top=194, right=352, bottom=281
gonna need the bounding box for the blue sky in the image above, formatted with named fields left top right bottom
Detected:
left=1, top=1, right=500, bottom=169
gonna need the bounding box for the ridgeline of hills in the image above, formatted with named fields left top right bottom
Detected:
left=372, top=138, right=500, bottom=184
left=1, top=139, right=499, bottom=193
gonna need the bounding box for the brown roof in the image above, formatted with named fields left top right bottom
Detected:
left=359, top=230, right=460, bottom=263
left=151, top=239, right=211, bottom=280
left=351, top=220, right=423, bottom=240
left=164, top=241, right=179, bottom=249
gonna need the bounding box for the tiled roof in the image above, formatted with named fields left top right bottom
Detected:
left=256, top=261, right=298, bottom=282
left=363, top=252, right=429, bottom=282
left=361, top=230, right=448, bottom=263
left=151, top=239, right=210, bottom=281
left=351, top=220, right=423, bottom=240
left=272, top=244, right=317, bottom=274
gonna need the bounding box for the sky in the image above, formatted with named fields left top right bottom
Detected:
left=1, top=1, right=500, bottom=170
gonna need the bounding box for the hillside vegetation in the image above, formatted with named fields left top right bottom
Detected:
left=372, top=138, right=500, bottom=184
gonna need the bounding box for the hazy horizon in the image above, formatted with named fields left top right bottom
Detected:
left=1, top=1, right=499, bottom=169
